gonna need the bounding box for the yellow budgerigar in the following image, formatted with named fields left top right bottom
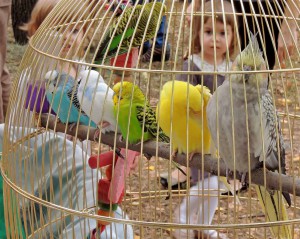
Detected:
left=157, top=80, right=212, bottom=159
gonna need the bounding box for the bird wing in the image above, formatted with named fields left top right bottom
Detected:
left=260, top=92, right=285, bottom=172
left=67, top=82, right=89, bottom=116
left=91, top=85, right=117, bottom=132
left=136, top=104, right=169, bottom=143
left=95, top=28, right=134, bottom=62
left=95, top=3, right=164, bottom=62
left=259, top=91, right=291, bottom=207
left=95, top=6, right=138, bottom=62
left=250, top=89, right=292, bottom=236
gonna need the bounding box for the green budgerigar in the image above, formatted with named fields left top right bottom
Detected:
left=113, top=81, right=169, bottom=144
left=95, top=2, right=166, bottom=63
left=207, top=34, right=292, bottom=239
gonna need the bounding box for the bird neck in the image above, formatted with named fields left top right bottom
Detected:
left=231, top=81, right=264, bottom=102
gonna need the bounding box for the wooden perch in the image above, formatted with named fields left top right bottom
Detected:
left=40, top=114, right=300, bottom=197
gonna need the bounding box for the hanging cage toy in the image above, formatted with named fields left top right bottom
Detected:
left=1, top=0, right=300, bottom=238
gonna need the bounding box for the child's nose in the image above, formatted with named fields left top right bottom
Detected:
left=63, top=33, right=69, bottom=42
left=63, top=31, right=72, bottom=41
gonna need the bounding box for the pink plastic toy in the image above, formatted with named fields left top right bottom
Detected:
left=87, top=148, right=140, bottom=238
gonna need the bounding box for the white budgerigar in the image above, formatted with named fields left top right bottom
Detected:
left=77, top=70, right=118, bottom=133
left=207, top=34, right=291, bottom=238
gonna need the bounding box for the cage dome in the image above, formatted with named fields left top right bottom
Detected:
left=1, top=0, right=300, bottom=238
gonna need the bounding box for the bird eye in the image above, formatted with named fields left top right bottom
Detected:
left=48, top=84, right=55, bottom=93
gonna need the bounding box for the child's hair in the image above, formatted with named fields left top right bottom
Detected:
left=191, top=0, right=238, bottom=58
left=20, top=0, right=61, bottom=37
left=20, top=0, right=94, bottom=37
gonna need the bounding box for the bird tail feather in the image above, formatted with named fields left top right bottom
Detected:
left=255, top=185, right=292, bottom=239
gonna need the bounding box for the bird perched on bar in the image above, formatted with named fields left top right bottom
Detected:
left=157, top=80, right=212, bottom=159
left=207, top=34, right=292, bottom=239
left=112, top=81, right=169, bottom=144
left=94, top=2, right=166, bottom=63
left=77, top=70, right=118, bottom=134
left=45, top=70, right=97, bottom=129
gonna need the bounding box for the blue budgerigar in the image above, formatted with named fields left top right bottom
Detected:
left=45, top=70, right=97, bottom=129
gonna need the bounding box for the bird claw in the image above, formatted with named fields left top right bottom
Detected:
left=98, top=121, right=111, bottom=134
left=118, top=135, right=124, bottom=142
left=171, top=150, right=178, bottom=159
left=188, top=153, right=196, bottom=161
left=132, top=141, right=142, bottom=146
left=94, top=129, right=100, bottom=141
left=240, top=172, right=248, bottom=188
left=143, top=153, right=152, bottom=160
left=68, top=122, right=77, bottom=132
left=226, top=168, right=234, bottom=183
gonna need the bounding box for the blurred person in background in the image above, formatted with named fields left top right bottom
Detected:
left=0, top=0, right=12, bottom=238
left=0, top=0, right=12, bottom=124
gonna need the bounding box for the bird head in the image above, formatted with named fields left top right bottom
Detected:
left=194, top=85, right=211, bottom=107
left=45, top=70, right=74, bottom=93
left=112, top=81, right=145, bottom=106
left=161, top=81, right=211, bottom=113
left=79, top=70, right=104, bottom=84
left=45, top=70, right=59, bottom=93
left=231, top=34, right=268, bottom=88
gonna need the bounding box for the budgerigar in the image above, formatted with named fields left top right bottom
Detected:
left=45, top=70, right=97, bottom=128
left=206, top=35, right=291, bottom=238
left=95, top=2, right=166, bottom=63
left=157, top=80, right=211, bottom=159
left=112, top=81, right=169, bottom=144
left=77, top=70, right=118, bottom=133
left=158, top=80, right=240, bottom=238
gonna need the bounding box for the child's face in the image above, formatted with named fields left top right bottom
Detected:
left=61, top=25, right=85, bottom=58
left=199, top=17, right=233, bottom=61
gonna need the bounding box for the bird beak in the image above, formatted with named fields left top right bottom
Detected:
left=244, top=74, right=250, bottom=83
left=48, top=84, right=55, bottom=93
left=113, top=94, right=118, bottom=105
left=243, top=65, right=252, bottom=72
left=242, top=65, right=252, bottom=83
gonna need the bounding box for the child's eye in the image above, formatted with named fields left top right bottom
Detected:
left=205, top=30, right=212, bottom=35
left=72, top=28, right=79, bottom=34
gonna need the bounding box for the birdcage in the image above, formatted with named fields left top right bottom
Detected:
left=1, top=0, right=300, bottom=238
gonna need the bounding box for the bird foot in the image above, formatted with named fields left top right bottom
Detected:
left=188, top=152, right=196, bottom=161
left=98, top=121, right=111, bottom=133
left=226, top=168, right=234, bottom=183
left=134, top=141, right=142, bottom=146
left=34, top=113, right=41, bottom=127
left=171, top=150, right=178, bottom=160
left=68, top=122, right=77, bottom=132
left=94, top=129, right=100, bottom=141
left=118, top=134, right=124, bottom=142
left=240, top=172, right=249, bottom=189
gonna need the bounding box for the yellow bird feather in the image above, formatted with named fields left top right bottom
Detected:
left=158, top=80, right=240, bottom=203
left=157, top=80, right=211, bottom=157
